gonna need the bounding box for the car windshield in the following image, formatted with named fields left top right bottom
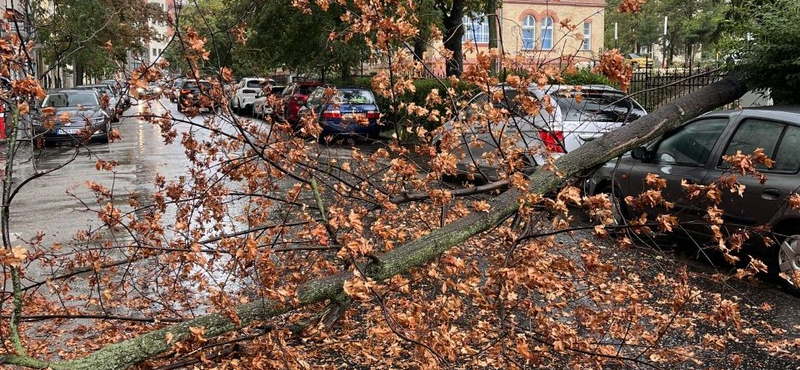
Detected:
left=42, top=92, right=99, bottom=108
left=246, top=80, right=262, bottom=88
left=557, top=91, right=646, bottom=122
left=335, top=89, right=375, bottom=105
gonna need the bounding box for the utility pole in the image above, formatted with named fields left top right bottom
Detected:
left=661, top=16, right=668, bottom=69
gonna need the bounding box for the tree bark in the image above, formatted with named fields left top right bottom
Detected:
left=2, top=74, right=748, bottom=370
left=487, top=0, right=498, bottom=75
left=443, top=0, right=465, bottom=77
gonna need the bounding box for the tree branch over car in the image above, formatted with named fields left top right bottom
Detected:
left=0, top=0, right=797, bottom=369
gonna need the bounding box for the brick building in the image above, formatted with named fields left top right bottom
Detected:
left=428, top=0, right=606, bottom=74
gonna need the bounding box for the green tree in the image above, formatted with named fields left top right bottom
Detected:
left=722, top=0, right=800, bottom=103
left=35, top=0, right=167, bottom=83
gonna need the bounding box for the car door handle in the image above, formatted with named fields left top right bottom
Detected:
left=762, top=188, right=781, bottom=200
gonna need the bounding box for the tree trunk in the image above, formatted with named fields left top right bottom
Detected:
left=443, top=0, right=465, bottom=77
left=0, top=75, right=749, bottom=370
left=487, top=0, right=498, bottom=75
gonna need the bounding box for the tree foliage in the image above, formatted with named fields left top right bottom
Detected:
left=721, top=0, right=800, bottom=103
left=34, top=0, right=166, bottom=81
left=0, top=1, right=798, bottom=370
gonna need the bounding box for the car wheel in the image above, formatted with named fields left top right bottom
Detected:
left=598, top=183, right=629, bottom=227
left=772, top=228, right=800, bottom=294
left=98, top=123, right=111, bottom=143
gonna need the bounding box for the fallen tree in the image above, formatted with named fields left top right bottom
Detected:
left=0, top=72, right=748, bottom=369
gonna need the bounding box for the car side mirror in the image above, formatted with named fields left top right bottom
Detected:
left=631, top=146, right=650, bottom=161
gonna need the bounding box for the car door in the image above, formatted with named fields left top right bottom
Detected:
left=703, top=117, right=800, bottom=227
left=624, top=116, right=730, bottom=222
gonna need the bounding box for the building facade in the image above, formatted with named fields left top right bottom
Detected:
left=426, top=0, right=606, bottom=74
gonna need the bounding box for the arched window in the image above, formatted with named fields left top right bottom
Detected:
left=462, top=16, right=490, bottom=43
left=522, top=15, right=536, bottom=50
left=541, top=16, right=554, bottom=50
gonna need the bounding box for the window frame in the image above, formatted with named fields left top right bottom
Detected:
left=716, top=118, right=800, bottom=174
left=541, top=17, right=554, bottom=50
left=522, top=15, right=536, bottom=50
left=463, top=16, right=490, bottom=44
left=651, top=117, right=730, bottom=167
left=582, top=23, right=592, bottom=51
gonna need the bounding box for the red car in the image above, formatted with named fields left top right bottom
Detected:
left=281, top=82, right=322, bottom=123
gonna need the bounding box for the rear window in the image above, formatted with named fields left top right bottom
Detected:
left=271, top=86, right=285, bottom=94
left=184, top=82, right=210, bottom=90
left=297, top=85, right=319, bottom=95
left=557, top=91, right=646, bottom=122
left=246, top=80, right=262, bottom=88
left=335, top=89, right=375, bottom=105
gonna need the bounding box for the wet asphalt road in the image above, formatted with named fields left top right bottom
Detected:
left=7, top=99, right=192, bottom=255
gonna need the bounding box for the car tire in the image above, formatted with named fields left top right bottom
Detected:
left=770, top=227, right=800, bottom=295
left=98, top=123, right=111, bottom=143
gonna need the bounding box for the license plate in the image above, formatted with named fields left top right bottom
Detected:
left=57, top=128, right=80, bottom=135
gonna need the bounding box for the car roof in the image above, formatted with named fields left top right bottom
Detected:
left=48, top=89, right=92, bottom=94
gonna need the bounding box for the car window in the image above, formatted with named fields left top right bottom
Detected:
left=557, top=91, right=646, bottom=122
left=42, top=92, right=100, bottom=108
left=720, top=119, right=783, bottom=167
left=308, top=89, right=323, bottom=105
left=334, top=89, right=375, bottom=105
left=771, top=125, right=800, bottom=172
left=246, top=80, right=262, bottom=88
left=654, top=118, right=728, bottom=166
left=297, top=85, right=318, bottom=95
left=282, top=85, right=293, bottom=96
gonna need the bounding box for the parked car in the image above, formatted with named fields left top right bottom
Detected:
left=298, top=86, right=381, bottom=140
left=33, top=89, right=112, bottom=144
left=281, top=82, right=323, bottom=123
left=74, top=84, right=121, bottom=122
left=168, top=78, right=184, bottom=102
left=177, top=80, right=213, bottom=112
left=231, top=77, right=266, bottom=113
left=586, top=107, right=800, bottom=291
left=100, top=79, right=131, bottom=109
left=253, top=86, right=285, bottom=118
left=434, top=84, right=645, bottom=180
left=626, top=53, right=652, bottom=70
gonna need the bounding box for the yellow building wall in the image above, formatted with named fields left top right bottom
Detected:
left=422, top=0, right=606, bottom=74
left=499, top=0, right=605, bottom=63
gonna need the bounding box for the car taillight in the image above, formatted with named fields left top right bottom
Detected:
left=538, top=130, right=565, bottom=153
left=322, top=110, right=342, bottom=119
left=181, top=89, right=190, bottom=95
left=366, top=111, right=380, bottom=119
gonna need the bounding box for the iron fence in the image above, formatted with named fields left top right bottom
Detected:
left=629, top=67, right=726, bottom=113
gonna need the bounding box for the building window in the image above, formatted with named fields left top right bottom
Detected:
left=541, top=17, right=554, bottom=50
left=152, top=48, right=157, bottom=57
left=583, top=23, right=592, bottom=51
left=522, top=15, right=536, bottom=50
left=463, top=16, right=489, bottom=44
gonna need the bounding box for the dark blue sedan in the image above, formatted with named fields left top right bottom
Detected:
left=300, top=86, right=381, bottom=141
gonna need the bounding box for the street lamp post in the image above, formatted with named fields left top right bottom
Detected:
left=662, top=16, right=668, bottom=69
